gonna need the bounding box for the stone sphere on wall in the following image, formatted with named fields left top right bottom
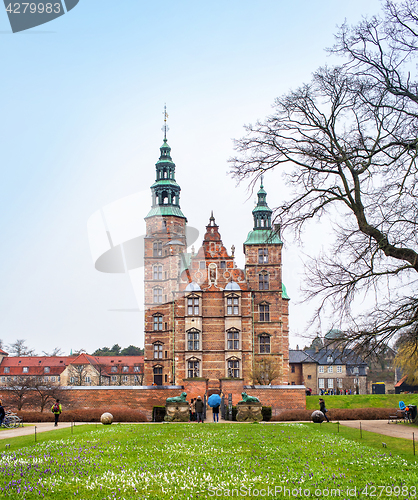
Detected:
left=101, top=412, right=113, bottom=425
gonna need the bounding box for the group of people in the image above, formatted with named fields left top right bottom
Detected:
left=189, top=396, right=220, bottom=423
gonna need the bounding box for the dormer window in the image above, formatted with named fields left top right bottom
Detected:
left=22, top=367, right=29, bottom=373
left=327, top=355, right=333, bottom=363
left=4, top=367, right=9, bottom=374
left=44, top=367, right=50, bottom=373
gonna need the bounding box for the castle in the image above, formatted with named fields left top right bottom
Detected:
left=143, top=133, right=290, bottom=393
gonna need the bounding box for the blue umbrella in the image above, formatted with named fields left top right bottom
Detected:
left=207, top=394, right=221, bottom=408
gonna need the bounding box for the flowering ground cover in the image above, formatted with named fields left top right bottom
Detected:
left=0, top=423, right=417, bottom=499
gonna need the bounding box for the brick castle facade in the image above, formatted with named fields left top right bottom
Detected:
left=143, top=135, right=290, bottom=392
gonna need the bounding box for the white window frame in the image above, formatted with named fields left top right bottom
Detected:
left=327, top=379, right=334, bottom=388
left=318, top=366, right=324, bottom=373
left=327, top=366, right=333, bottom=373
left=336, top=365, right=342, bottom=373
left=318, top=378, right=325, bottom=388
left=22, top=367, right=29, bottom=373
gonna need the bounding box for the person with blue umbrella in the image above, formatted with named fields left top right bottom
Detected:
left=208, top=394, right=221, bottom=423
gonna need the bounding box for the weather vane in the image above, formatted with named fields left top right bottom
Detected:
left=162, top=104, right=169, bottom=140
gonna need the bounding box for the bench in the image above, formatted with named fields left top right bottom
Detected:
left=388, top=410, right=410, bottom=424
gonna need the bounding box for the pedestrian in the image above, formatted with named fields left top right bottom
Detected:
left=0, top=400, right=5, bottom=427
left=212, top=404, right=220, bottom=423
left=191, top=398, right=196, bottom=421
left=195, top=396, right=204, bottom=423
left=319, top=398, right=330, bottom=422
left=189, top=398, right=194, bottom=422
left=51, top=399, right=62, bottom=427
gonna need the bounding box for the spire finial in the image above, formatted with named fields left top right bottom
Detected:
left=162, top=104, right=169, bottom=140
left=260, top=173, right=264, bottom=189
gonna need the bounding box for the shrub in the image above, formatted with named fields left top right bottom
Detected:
left=17, top=407, right=147, bottom=423
left=152, top=406, right=166, bottom=422
left=261, top=406, right=272, bottom=421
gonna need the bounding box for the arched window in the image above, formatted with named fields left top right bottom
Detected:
left=227, top=328, right=240, bottom=350
left=153, top=343, right=163, bottom=359
left=187, top=358, right=200, bottom=378
left=227, top=358, right=240, bottom=378
left=153, top=365, right=163, bottom=385
left=187, top=295, right=199, bottom=316
left=153, top=241, right=162, bottom=257
left=259, top=334, right=271, bottom=354
left=259, top=303, right=270, bottom=321
left=226, top=294, right=239, bottom=315
left=153, top=264, right=163, bottom=280
left=259, top=271, right=269, bottom=290
left=187, top=329, right=200, bottom=351
left=153, top=314, right=163, bottom=331
left=153, top=287, right=163, bottom=304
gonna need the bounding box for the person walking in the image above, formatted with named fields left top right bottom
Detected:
left=51, top=399, right=62, bottom=427
left=212, top=404, right=220, bottom=423
left=0, top=401, right=5, bottom=427
left=195, top=396, right=204, bottom=423
left=319, top=398, right=330, bottom=422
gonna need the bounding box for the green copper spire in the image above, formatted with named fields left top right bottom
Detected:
left=244, top=177, right=282, bottom=245
left=145, top=109, right=186, bottom=220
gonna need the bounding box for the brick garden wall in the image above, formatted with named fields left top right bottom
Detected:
left=0, top=383, right=305, bottom=421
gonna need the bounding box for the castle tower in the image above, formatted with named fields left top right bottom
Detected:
left=243, top=178, right=290, bottom=383
left=143, top=133, right=188, bottom=386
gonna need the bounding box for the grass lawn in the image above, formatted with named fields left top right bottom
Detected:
left=0, top=423, right=417, bottom=499
left=305, top=393, right=418, bottom=410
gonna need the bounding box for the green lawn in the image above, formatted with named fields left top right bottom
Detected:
left=0, top=423, right=417, bottom=499
left=305, top=393, right=418, bottom=410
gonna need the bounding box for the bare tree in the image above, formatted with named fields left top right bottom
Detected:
left=7, top=339, right=36, bottom=357
left=67, top=364, right=90, bottom=386
left=32, top=378, right=64, bottom=412
left=4, top=376, right=35, bottom=410
left=250, top=357, right=282, bottom=385
left=231, top=1, right=418, bottom=354
left=42, top=347, right=64, bottom=357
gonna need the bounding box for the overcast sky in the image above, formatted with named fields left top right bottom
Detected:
left=0, top=0, right=383, bottom=355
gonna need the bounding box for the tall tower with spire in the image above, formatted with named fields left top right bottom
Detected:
left=143, top=111, right=188, bottom=386
left=244, top=178, right=290, bottom=382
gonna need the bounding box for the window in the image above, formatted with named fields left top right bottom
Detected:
left=307, top=375, right=312, bottom=380
left=70, top=377, right=75, bottom=383
left=227, top=330, right=239, bottom=350
left=259, top=334, right=270, bottom=354
left=220, top=261, right=226, bottom=269
left=154, top=343, right=163, bottom=359
left=187, top=296, right=199, bottom=315
left=153, top=287, right=163, bottom=303
left=337, top=365, right=342, bottom=373
left=187, top=359, right=200, bottom=378
left=318, top=366, right=324, bottom=373
left=123, top=376, right=128, bottom=382
left=153, top=366, right=163, bottom=385
left=353, top=366, right=359, bottom=374
left=318, top=378, right=325, bottom=388
left=327, top=366, right=333, bottom=373
left=259, top=303, right=270, bottom=321
left=134, top=375, right=140, bottom=383
left=291, top=381, right=295, bottom=385
left=44, top=376, right=49, bottom=382
left=337, top=378, right=343, bottom=388
left=51, top=376, right=56, bottom=382
left=1, top=377, right=5, bottom=382
left=122, top=366, right=128, bottom=372
left=153, top=241, right=162, bottom=257
left=327, top=379, right=334, bottom=388
left=199, top=261, right=205, bottom=269
left=153, top=315, right=163, bottom=331
left=85, top=376, right=91, bottom=383
left=258, top=248, right=268, bottom=264
left=111, top=366, right=117, bottom=373
left=227, top=359, right=240, bottom=378
left=4, top=367, right=9, bottom=373
left=291, top=365, right=295, bottom=373
left=22, top=367, right=29, bottom=373
left=187, top=330, right=200, bottom=351
left=44, top=367, right=50, bottom=373
left=259, top=272, right=269, bottom=290
left=134, top=366, right=140, bottom=372
left=327, top=355, right=333, bottom=363
left=227, top=295, right=239, bottom=315
left=111, top=375, right=117, bottom=382
left=153, top=264, right=163, bottom=280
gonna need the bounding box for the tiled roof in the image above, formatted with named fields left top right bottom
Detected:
left=289, top=350, right=317, bottom=364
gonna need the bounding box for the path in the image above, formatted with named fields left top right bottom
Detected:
left=339, top=419, right=417, bottom=441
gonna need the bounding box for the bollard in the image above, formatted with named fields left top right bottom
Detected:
left=34, top=426, right=37, bottom=443
left=337, top=422, right=339, bottom=433
left=360, top=422, right=362, bottom=439
left=413, top=433, right=416, bottom=456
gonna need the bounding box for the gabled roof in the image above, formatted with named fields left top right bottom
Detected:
left=0, top=356, right=75, bottom=376
left=289, top=350, right=317, bottom=364
left=303, top=348, right=367, bottom=366
left=0, top=349, right=8, bottom=356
